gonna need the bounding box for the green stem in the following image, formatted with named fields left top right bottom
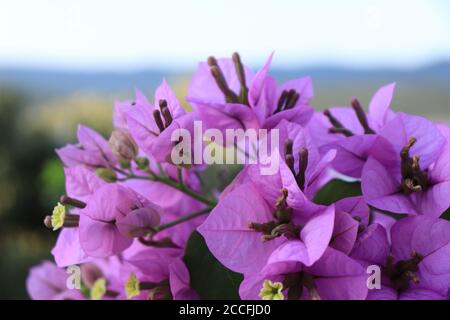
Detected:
left=151, top=207, right=212, bottom=234
left=113, top=162, right=217, bottom=206
left=151, top=174, right=216, bottom=206
left=177, top=166, right=183, bottom=188
left=121, top=172, right=215, bottom=206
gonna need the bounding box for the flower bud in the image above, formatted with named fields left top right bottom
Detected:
left=95, top=168, right=117, bottom=182
left=119, top=159, right=131, bottom=169
left=109, top=129, right=138, bottom=161
left=135, top=157, right=149, bottom=170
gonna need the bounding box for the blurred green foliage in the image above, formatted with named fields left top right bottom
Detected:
left=0, top=87, right=59, bottom=299
left=0, top=87, right=113, bottom=299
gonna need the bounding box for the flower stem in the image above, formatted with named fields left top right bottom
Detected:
left=116, top=168, right=216, bottom=206
left=151, top=207, right=212, bottom=234
left=150, top=173, right=216, bottom=206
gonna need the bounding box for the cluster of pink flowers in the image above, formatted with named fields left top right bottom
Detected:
left=27, top=53, right=450, bottom=300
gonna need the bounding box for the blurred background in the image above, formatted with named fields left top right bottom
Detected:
left=0, top=0, right=449, bottom=299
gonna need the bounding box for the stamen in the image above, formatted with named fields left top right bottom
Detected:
left=296, top=148, right=308, bottom=190
left=262, top=223, right=298, bottom=241
left=400, top=137, right=416, bottom=165
left=351, top=98, right=375, bottom=134
left=324, top=110, right=354, bottom=137
left=60, top=195, right=86, bottom=209
left=329, top=127, right=354, bottom=137
left=400, top=137, right=428, bottom=194
left=284, top=273, right=302, bottom=300
left=406, top=271, right=420, bottom=284
left=232, top=52, right=249, bottom=105
left=403, top=178, right=422, bottom=193
left=153, top=110, right=165, bottom=133
left=385, top=251, right=423, bottom=292
left=208, top=56, right=239, bottom=103
left=303, top=274, right=321, bottom=300
left=148, top=284, right=172, bottom=300
left=275, top=189, right=289, bottom=209
left=138, top=236, right=180, bottom=249
left=411, top=250, right=423, bottom=260
left=284, top=139, right=293, bottom=157
left=285, top=90, right=299, bottom=109
left=284, top=139, right=295, bottom=173
left=159, top=100, right=173, bottom=128
left=285, top=154, right=295, bottom=173
left=400, top=138, right=415, bottom=177
left=323, top=110, right=345, bottom=129
left=44, top=203, right=80, bottom=230
left=274, top=189, right=291, bottom=223
left=248, top=221, right=279, bottom=235
left=251, top=189, right=298, bottom=242
left=207, top=56, right=218, bottom=67
left=412, top=156, right=428, bottom=189
left=43, top=216, right=52, bottom=229
left=275, top=90, right=289, bottom=113
left=124, top=273, right=169, bottom=299
left=357, top=224, right=366, bottom=233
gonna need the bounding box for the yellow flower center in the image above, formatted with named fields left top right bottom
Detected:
left=259, top=279, right=284, bottom=300
left=90, top=278, right=106, bottom=300
left=51, top=202, right=66, bottom=231
left=125, top=273, right=141, bottom=299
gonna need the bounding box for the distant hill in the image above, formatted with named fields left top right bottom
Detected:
left=0, top=63, right=449, bottom=119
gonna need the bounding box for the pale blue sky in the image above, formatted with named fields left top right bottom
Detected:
left=0, top=0, right=449, bottom=70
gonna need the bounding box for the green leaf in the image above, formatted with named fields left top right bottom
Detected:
left=183, top=231, right=243, bottom=300
left=314, top=179, right=362, bottom=205
left=442, top=207, right=450, bottom=221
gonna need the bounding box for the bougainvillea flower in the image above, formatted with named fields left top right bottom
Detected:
left=56, top=124, right=117, bottom=169
left=79, top=184, right=162, bottom=257
left=248, top=54, right=314, bottom=129
left=261, top=119, right=336, bottom=199
left=329, top=196, right=370, bottom=254
left=218, top=120, right=335, bottom=213
left=188, top=54, right=255, bottom=106
left=308, top=83, right=396, bottom=178
left=198, top=180, right=335, bottom=274
left=351, top=216, right=450, bottom=299
left=64, top=165, right=106, bottom=202
left=361, top=113, right=448, bottom=217
left=52, top=165, right=105, bottom=267
left=26, top=261, right=84, bottom=300
left=121, top=161, right=206, bottom=247
left=187, top=53, right=314, bottom=139
left=124, top=80, right=197, bottom=163
left=239, top=247, right=368, bottom=300
left=118, top=245, right=197, bottom=300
